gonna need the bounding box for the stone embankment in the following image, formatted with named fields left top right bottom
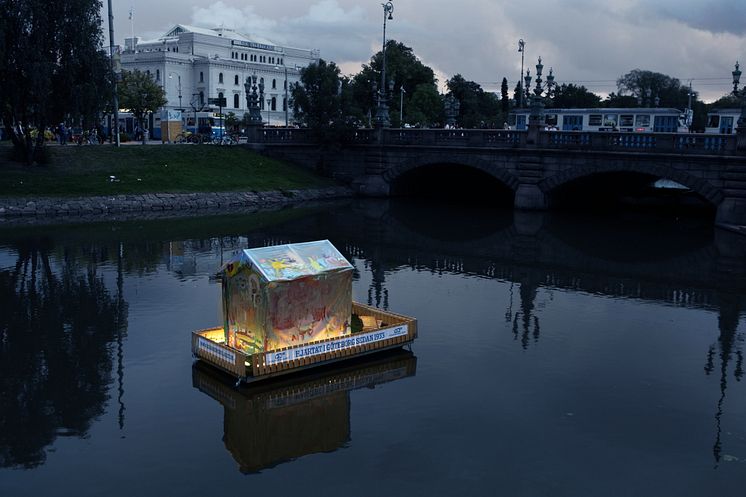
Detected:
left=0, top=186, right=352, bottom=221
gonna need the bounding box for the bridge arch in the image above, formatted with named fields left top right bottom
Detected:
left=383, top=154, right=520, bottom=192
left=538, top=162, right=724, bottom=207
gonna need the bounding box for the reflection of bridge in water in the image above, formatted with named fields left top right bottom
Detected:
left=192, top=350, right=416, bottom=473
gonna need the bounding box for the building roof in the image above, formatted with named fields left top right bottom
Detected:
left=162, top=24, right=275, bottom=48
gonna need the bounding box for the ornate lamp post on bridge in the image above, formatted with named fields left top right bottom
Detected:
left=444, top=94, right=460, bottom=128
left=374, top=0, right=395, bottom=128
left=243, top=74, right=264, bottom=142
left=518, top=39, right=526, bottom=108
left=733, top=61, right=746, bottom=150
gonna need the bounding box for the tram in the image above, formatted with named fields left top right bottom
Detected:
left=184, top=110, right=226, bottom=139
left=509, top=108, right=690, bottom=133
left=704, top=108, right=740, bottom=134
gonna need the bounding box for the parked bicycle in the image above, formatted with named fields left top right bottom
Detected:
left=205, top=133, right=239, bottom=145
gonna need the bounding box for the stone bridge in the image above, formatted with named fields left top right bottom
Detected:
left=250, top=127, right=746, bottom=228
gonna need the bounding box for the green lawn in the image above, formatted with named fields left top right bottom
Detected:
left=0, top=143, right=334, bottom=196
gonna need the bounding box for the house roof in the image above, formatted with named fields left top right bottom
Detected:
left=222, top=240, right=353, bottom=282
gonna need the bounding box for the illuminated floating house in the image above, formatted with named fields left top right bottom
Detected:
left=192, top=240, right=417, bottom=384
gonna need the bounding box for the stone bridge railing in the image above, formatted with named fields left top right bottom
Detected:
left=259, top=127, right=741, bottom=154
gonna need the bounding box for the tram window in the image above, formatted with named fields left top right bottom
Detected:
left=589, top=114, right=602, bottom=126
left=620, top=114, right=634, bottom=127
left=707, top=115, right=720, bottom=128
left=545, top=114, right=558, bottom=126
left=635, top=115, right=651, bottom=127
left=603, top=114, right=618, bottom=126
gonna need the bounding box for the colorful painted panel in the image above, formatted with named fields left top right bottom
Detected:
left=222, top=240, right=353, bottom=354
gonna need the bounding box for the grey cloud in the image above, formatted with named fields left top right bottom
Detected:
left=650, top=0, right=746, bottom=35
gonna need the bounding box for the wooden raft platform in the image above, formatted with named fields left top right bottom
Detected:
left=192, top=302, right=417, bottom=383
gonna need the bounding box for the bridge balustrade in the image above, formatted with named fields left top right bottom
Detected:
left=255, top=127, right=739, bottom=155
left=261, top=128, right=306, bottom=143
left=382, top=128, right=524, bottom=147
left=542, top=131, right=737, bottom=154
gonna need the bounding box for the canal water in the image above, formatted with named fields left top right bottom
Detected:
left=1, top=199, right=745, bottom=496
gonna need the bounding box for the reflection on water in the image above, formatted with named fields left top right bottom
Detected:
left=192, top=350, right=416, bottom=473
left=0, top=236, right=128, bottom=468
left=0, top=200, right=745, bottom=494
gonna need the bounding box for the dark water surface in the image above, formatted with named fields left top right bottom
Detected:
left=1, top=200, right=745, bottom=496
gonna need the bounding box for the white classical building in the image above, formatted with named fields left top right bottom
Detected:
left=121, top=24, right=319, bottom=130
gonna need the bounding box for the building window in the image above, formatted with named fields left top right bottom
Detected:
left=272, top=79, right=276, bottom=89
left=260, top=98, right=264, bottom=110
left=156, top=69, right=160, bottom=81
left=283, top=97, right=287, bottom=111
left=200, top=72, right=204, bottom=83
left=234, top=93, right=239, bottom=108
left=271, top=97, right=276, bottom=111
left=284, top=80, right=287, bottom=90
left=234, top=74, right=239, bottom=85
left=199, top=91, right=204, bottom=105
left=260, top=77, right=264, bottom=86
left=219, top=73, right=224, bottom=84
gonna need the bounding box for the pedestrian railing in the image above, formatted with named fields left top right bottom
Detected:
left=253, top=127, right=739, bottom=155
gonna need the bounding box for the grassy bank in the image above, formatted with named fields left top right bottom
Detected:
left=0, top=143, right=334, bottom=196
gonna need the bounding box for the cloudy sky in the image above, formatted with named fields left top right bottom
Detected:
left=105, top=0, right=746, bottom=101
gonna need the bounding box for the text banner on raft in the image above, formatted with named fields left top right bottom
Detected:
left=264, top=325, right=409, bottom=366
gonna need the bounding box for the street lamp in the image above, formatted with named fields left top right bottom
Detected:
left=168, top=73, right=183, bottom=110
left=374, top=0, right=395, bottom=128
left=732, top=61, right=746, bottom=134
left=444, top=94, right=460, bottom=128
left=400, top=86, right=406, bottom=127
left=518, top=39, right=525, bottom=108
left=732, top=61, right=741, bottom=95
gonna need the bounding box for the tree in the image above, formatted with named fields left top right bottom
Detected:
left=406, top=83, right=444, bottom=127
left=446, top=74, right=501, bottom=128
left=501, top=78, right=510, bottom=115
left=0, top=0, right=111, bottom=164
left=603, top=92, right=640, bottom=108
left=291, top=59, right=343, bottom=133
left=348, top=40, right=440, bottom=127
left=549, top=84, right=601, bottom=108
left=616, top=69, right=694, bottom=109
left=513, top=82, right=521, bottom=106
left=118, top=70, right=167, bottom=144
left=224, top=112, right=239, bottom=134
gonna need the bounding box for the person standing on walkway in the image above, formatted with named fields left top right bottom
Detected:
left=58, top=123, right=67, bottom=145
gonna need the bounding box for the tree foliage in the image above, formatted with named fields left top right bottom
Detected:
left=349, top=40, right=440, bottom=127
left=446, top=74, right=501, bottom=128
left=549, top=84, right=602, bottom=108
left=615, top=69, right=695, bottom=109
left=0, top=0, right=111, bottom=164
left=118, top=70, right=167, bottom=144
left=291, top=59, right=345, bottom=143
left=501, top=78, right=510, bottom=114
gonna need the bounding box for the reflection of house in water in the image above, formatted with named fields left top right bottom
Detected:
left=192, top=350, right=417, bottom=474
left=166, top=238, right=249, bottom=277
